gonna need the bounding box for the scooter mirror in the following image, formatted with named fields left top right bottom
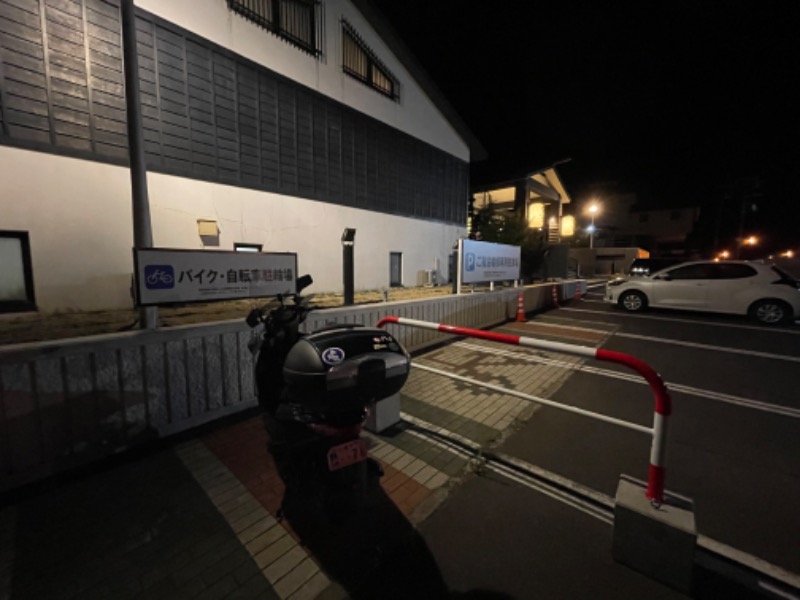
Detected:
left=245, top=308, right=263, bottom=328
left=296, top=274, right=313, bottom=293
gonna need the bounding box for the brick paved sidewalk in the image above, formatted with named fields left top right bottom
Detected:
left=0, top=319, right=595, bottom=599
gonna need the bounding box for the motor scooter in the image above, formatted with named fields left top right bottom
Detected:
left=245, top=275, right=411, bottom=523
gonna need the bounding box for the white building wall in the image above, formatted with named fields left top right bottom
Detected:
left=1, top=0, right=473, bottom=313
left=134, top=0, right=470, bottom=162
left=1, top=147, right=463, bottom=312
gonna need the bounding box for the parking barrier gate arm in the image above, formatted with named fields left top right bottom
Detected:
left=376, top=315, right=672, bottom=504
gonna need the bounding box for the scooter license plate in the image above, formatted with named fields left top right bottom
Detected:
left=327, top=439, right=368, bottom=472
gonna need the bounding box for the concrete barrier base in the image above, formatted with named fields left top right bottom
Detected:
left=365, top=393, right=401, bottom=433
left=613, top=474, right=696, bottom=593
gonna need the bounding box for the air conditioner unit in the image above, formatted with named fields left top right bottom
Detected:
left=416, top=270, right=434, bottom=287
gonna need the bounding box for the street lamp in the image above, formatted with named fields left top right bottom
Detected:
left=735, top=235, right=758, bottom=259
left=587, top=203, right=600, bottom=249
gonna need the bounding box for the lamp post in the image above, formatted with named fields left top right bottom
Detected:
left=588, top=203, right=599, bottom=249
left=341, top=228, right=356, bottom=305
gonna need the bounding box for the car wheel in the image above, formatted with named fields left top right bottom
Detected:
left=619, top=291, right=647, bottom=312
left=748, top=299, right=791, bottom=324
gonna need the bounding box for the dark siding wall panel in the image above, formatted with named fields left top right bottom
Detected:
left=212, top=51, right=238, bottom=182
left=257, top=71, right=278, bottom=188
left=0, top=0, right=468, bottom=225
left=277, top=80, right=296, bottom=194
left=340, top=111, right=355, bottom=205
left=326, top=104, right=341, bottom=202
left=45, top=0, right=93, bottom=152
left=295, top=89, right=313, bottom=195
left=0, top=0, right=50, bottom=144
left=311, top=96, right=327, bottom=197
left=236, top=62, right=260, bottom=186
left=186, top=38, right=215, bottom=176
left=86, top=0, right=125, bottom=160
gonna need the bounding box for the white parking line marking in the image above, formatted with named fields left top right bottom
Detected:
left=510, top=320, right=615, bottom=334
left=556, top=307, right=800, bottom=335
left=455, top=341, right=800, bottom=419
left=615, top=332, right=800, bottom=363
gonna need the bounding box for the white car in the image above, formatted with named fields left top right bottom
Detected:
left=605, top=260, right=800, bottom=324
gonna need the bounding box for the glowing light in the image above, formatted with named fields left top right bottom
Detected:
left=744, top=236, right=758, bottom=246
left=528, top=202, right=545, bottom=228
left=718, top=250, right=730, bottom=259
left=781, top=250, right=795, bottom=258
left=561, top=215, right=575, bottom=236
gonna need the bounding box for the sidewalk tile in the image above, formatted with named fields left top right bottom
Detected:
left=288, top=571, right=335, bottom=600
left=254, top=535, right=295, bottom=571
left=263, top=545, right=309, bottom=585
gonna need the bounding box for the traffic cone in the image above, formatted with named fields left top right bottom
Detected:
left=552, top=284, right=560, bottom=308
left=516, top=291, right=526, bottom=322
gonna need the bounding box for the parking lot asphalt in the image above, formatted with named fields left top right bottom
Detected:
left=2, top=291, right=798, bottom=599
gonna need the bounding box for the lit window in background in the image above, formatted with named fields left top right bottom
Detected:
left=561, top=215, right=575, bottom=236
left=528, top=202, right=545, bottom=228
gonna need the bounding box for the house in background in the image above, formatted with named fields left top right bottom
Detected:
left=470, top=165, right=573, bottom=243
left=567, top=182, right=701, bottom=275
left=624, top=204, right=702, bottom=255
left=0, top=0, right=484, bottom=312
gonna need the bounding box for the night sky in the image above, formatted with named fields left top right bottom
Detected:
left=368, top=1, right=799, bottom=251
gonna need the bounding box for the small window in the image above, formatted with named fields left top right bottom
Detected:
left=235, top=243, right=263, bottom=252
left=0, top=231, right=36, bottom=312
left=342, top=20, right=399, bottom=99
left=638, top=213, right=649, bottom=223
left=228, top=0, right=320, bottom=56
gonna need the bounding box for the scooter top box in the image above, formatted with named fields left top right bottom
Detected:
left=282, top=326, right=410, bottom=411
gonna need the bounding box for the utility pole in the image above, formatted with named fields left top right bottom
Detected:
left=121, top=0, right=157, bottom=329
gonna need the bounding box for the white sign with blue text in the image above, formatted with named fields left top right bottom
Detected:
left=461, top=239, right=521, bottom=284
left=134, top=248, right=297, bottom=306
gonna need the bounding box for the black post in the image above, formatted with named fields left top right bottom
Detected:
left=342, top=228, right=356, bottom=305
left=450, top=251, right=458, bottom=294
left=121, top=0, right=157, bottom=328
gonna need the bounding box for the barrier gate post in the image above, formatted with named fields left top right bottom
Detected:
left=376, top=315, right=671, bottom=504
left=377, top=315, right=706, bottom=592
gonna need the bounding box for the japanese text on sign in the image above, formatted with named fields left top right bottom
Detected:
left=135, top=248, right=298, bottom=306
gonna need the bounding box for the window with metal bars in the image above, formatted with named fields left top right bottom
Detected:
left=227, top=0, right=320, bottom=56
left=342, top=20, right=398, bottom=100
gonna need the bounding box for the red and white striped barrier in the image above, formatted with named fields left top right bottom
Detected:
left=551, top=284, right=560, bottom=307
left=376, top=315, right=672, bottom=504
